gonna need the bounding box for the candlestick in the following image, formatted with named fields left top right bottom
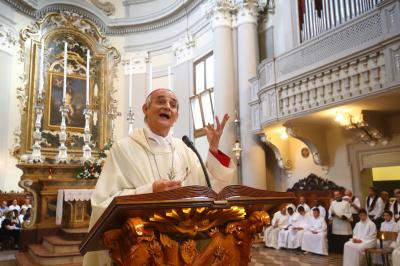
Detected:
left=38, top=40, right=44, bottom=97
left=63, top=42, right=67, bottom=100
left=128, top=72, right=132, bottom=108
left=86, top=49, right=90, bottom=106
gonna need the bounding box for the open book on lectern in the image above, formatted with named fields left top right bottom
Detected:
left=80, top=185, right=295, bottom=253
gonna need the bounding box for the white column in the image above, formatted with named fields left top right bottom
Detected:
left=236, top=0, right=267, bottom=189
left=205, top=0, right=238, bottom=183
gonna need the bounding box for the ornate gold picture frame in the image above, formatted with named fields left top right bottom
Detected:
left=15, top=11, right=120, bottom=160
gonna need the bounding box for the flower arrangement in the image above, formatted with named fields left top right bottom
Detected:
left=76, top=141, right=112, bottom=179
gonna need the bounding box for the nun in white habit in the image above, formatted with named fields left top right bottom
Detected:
left=301, top=207, right=328, bottom=255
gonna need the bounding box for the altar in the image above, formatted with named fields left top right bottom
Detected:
left=56, top=189, right=93, bottom=228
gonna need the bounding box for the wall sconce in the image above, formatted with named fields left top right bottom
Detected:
left=232, top=141, right=242, bottom=161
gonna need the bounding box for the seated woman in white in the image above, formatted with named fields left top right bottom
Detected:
left=264, top=206, right=288, bottom=249
left=301, top=207, right=328, bottom=255
left=286, top=206, right=308, bottom=249
left=277, top=207, right=297, bottom=249
left=343, top=209, right=377, bottom=266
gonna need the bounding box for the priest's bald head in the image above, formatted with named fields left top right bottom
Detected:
left=142, top=88, right=179, bottom=137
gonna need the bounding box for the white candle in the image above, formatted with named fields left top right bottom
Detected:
left=38, top=40, right=44, bottom=96
left=149, top=63, right=152, bottom=92
left=168, top=66, right=172, bottom=91
left=86, top=49, right=90, bottom=106
left=128, top=72, right=132, bottom=108
left=63, top=42, right=67, bottom=100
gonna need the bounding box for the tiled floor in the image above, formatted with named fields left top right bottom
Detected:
left=0, top=247, right=343, bottom=266
left=250, top=246, right=342, bottom=266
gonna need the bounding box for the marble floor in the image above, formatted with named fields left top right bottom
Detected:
left=250, top=246, right=342, bottom=266
left=0, top=247, right=343, bottom=266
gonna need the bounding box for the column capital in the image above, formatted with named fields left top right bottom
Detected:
left=122, top=51, right=148, bottom=75
left=203, top=0, right=236, bottom=29
left=172, top=34, right=195, bottom=65
left=235, top=0, right=262, bottom=26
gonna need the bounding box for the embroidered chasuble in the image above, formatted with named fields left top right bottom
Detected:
left=83, top=128, right=236, bottom=266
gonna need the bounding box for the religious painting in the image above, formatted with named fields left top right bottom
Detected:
left=46, top=72, right=87, bottom=131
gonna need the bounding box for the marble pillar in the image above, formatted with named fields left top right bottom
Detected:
left=205, top=0, right=238, bottom=183
left=236, top=0, right=267, bottom=189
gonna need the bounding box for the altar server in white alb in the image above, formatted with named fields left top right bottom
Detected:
left=83, top=88, right=236, bottom=266
left=343, top=209, right=377, bottom=266
left=285, top=206, right=308, bottom=249
left=297, top=196, right=311, bottom=214
left=264, top=206, right=288, bottom=249
left=301, top=207, right=328, bottom=255
left=328, top=190, right=353, bottom=253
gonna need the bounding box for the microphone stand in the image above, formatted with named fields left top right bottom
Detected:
left=182, top=135, right=212, bottom=188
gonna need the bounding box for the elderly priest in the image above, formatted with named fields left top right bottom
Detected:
left=83, top=88, right=236, bottom=266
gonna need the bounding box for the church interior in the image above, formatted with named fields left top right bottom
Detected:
left=0, top=0, right=400, bottom=265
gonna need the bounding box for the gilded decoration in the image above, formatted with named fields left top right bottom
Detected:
left=103, top=209, right=270, bottom=266
left=15, top=11, right=120, bottom=161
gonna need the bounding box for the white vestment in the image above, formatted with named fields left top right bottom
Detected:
left=366, top=196, right=384, bottom=220
left=343, top=219, right=377, bottom=266
left=372, top=220, right=398, bottom=264
left=286, top=214, right=308, bottom=249
left=350, top=197, right=361, bottom=215
left=83, top=128, right=235, bottom=266
left=277, top=213, right=298, bottom=249
left=315, top=205, right=326, bottom=219
left=391, top=221, right=400, bottom=266
left=264, top=211, right=288, bottom=249
left=297, top=203, right=311, bottom=213
left=328, top=200, right=352, bottom=235
left=301, top=215, right=328, bottom=255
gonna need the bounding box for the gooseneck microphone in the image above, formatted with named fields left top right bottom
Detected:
left=182, top=135, right=212, bottom=188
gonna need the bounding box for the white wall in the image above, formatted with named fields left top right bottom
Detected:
left=0, top=1, right=34, bottom=191
left=284, top=127, right=353, bottom=191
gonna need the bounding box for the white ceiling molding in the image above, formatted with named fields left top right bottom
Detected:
left=2, top=0, right=207, bottom=35
left=89, top=0, right=115, bottom=16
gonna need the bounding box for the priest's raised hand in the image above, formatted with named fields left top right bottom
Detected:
left=204, top=114, right=230, bottom=153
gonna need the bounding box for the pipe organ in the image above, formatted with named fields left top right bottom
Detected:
left=300, top=0, right=382, bottom=42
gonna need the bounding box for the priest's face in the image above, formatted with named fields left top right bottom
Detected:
left=143, top=90, right=179, bottom=136
left=313, top=209, right=320, bottom=219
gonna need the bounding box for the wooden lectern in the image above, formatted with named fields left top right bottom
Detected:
left=80, top=185, right=295, bottom=265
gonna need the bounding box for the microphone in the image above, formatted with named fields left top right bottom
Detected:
left=182, top=135, right=212, bottom=188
